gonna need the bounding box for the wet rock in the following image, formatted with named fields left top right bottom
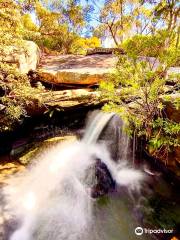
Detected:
left=99, top=114, right=133, bottom=162
left=91, top=158, right=116, bottom=198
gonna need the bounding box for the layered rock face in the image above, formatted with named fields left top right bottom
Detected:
left=41, top=89, right=101, bottom=109
left=0, top=41, right=40, bottom=74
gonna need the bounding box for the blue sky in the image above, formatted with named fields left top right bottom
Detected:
left=31, top=0, right=103, bottom=33
left=31, top=0, right=102, bottom=26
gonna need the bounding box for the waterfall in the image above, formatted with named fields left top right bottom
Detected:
left=83, top=111, right=115, bottom=144
left=83, top=111, right=133, bottom=163
left=92, top=112, right=133, bottom=162
left=4, top=111, right=144, bottom=240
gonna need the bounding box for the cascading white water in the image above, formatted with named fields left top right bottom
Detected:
left=4, top=111, right=144, bottom=240
left=83, top=112, right=115, bottom=144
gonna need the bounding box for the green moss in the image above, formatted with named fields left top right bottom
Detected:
left=145, top=196, right=180, bottom=229
left=18, top=135, right=76, bottom=165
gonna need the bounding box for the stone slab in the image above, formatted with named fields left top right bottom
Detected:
left=38, top=54, right=118, bottom=85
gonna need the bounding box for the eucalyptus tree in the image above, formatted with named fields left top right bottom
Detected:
left=141, top=0, right=180, bottom=47
left=89, top=0, right=154, bottom=46
left=97, top=0, right=137, bottom=46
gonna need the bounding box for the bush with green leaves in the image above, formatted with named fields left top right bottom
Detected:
left=0, top=63, right=45, bottom=131
left=122, top=34, right=165, bottom=58
left=122, top=32, right=180, bottom=66
left=100, top=47, right=180, bottom=162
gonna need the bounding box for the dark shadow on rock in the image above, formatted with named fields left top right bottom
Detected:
left=91, top=158, right=116, bottom=198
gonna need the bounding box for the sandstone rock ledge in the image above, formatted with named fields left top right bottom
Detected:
left=37, top=54, right=118, bottom=86
left=42, top=89, right=102, bottom=109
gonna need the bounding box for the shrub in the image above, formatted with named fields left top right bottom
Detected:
left=100, top=49, right=180, bottom=161
left=0, top=63, right=44, bottom=131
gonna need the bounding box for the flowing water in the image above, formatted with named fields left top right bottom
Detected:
left=2, top=112, right=180, bottom=240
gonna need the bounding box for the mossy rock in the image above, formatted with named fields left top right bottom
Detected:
left=19, top=135, right=76, bottom=165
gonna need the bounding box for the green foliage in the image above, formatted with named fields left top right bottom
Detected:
left=22, top=14, right=39, bottom=32
left=122, top=30, right=180, bottom=65
left=146, top=195, right=180, bottom=229
left=149, top=118, right=180, bottom=159
left=95, top=0, right=137, bottom=46
left=173, top=96, right=180, bottom=110
left=122, top=34, right=166, bottom=58
left=0, top=0, right=23, bottom=45
left=91, top=0, right=179, bottom=47
left=32, top=1, right=83, bottom=53
left=0, top=63, right=44, bottom=131
left=0, top=0, right=100, bottom=54
left=100, top=36, right=180, bottom=161
left=70, top=36, right=101, bottom=54
left=0, top=0, right=179, bottom=143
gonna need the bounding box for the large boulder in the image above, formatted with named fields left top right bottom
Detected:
left=0, top=41, right=40, bottom=74
left=37, top=54, right=118, bottom=86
